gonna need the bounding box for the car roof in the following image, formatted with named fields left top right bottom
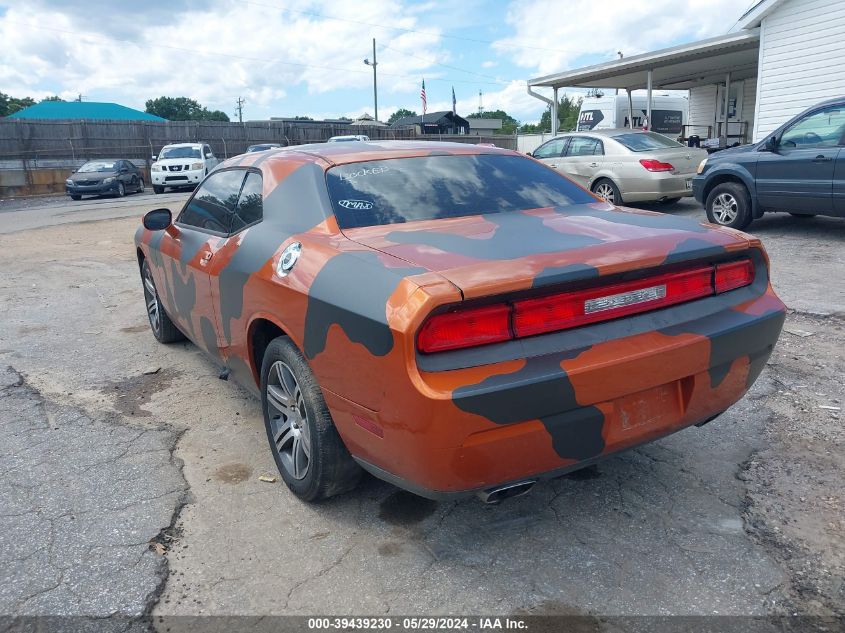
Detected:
left=220, top=140, right=514, bottom=169
left=162, top=142, right=203, bottom=148
left=558, top=129, right=651, bottom=138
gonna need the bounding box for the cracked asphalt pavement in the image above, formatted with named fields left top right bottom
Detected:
left=0, top=196, right=842, bottom=626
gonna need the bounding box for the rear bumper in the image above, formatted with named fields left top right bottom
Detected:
left=355, top=406, right=731, bottom=500
left=619, top=172, right=696, bottom=202
left=329, top=265, right=786, bottom=496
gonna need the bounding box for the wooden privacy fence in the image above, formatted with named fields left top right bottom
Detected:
left=0, top=118, right=516, bottom=163
left=0, top=119, right=516, bottom=197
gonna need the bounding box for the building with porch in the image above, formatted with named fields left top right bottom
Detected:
left=527, top=0, right=845, bottom=147
left=390, top=111, right=470, bottom=135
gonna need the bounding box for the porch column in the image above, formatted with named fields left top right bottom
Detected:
left=627, top=89, right=634, bottom=129
left=646, top=69, right=653, bottom=130
left=552, top=87, right=559, bottom=136
left=723, top=72, right=732, bottom=146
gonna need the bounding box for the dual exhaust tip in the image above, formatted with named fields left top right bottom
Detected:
left=476, top=480, right=536, bottom=504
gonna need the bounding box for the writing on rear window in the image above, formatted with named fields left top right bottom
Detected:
left=338, top=165, right=390, bottom=181
left=338, top=200, right=374, bottom=210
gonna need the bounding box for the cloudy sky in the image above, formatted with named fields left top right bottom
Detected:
left=0, top=0, right=757, bottom=123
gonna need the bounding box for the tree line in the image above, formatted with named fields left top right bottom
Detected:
left=4, top=91, right=585, bottom=133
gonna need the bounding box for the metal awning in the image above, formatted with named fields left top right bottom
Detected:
left=528, top=29, right=760, bottom=91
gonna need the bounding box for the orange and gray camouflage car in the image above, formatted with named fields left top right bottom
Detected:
left=134, top=140, right=786, bottom=503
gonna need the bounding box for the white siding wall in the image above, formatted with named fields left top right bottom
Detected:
left=688, top=77, right=757, bottom=142
left=689, top=85, right=718, bottom=136
left=754, top=0, right=845, bottom=141
left=743, top=77, right=758, bottom=139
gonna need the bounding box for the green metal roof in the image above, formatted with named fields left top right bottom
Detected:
left=7, top=101, right=166, bottom=121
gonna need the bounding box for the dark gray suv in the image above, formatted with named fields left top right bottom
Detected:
left=693, top=97, right=845, bottom=229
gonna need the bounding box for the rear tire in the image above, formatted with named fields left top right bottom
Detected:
left=260, top=336, right=362, bottom=502
left=136, top=177, right=145, bottom=194
left=705, top=182, right=752, bottom=230
left=592, top=178, right=622, bottom=205
left=140, top=259, right=185, bottom=343
left=153, top=185, right=164, bottom=194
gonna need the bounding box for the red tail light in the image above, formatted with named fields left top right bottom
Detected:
left=417, top=303, right=511, bottom=353
left=714, top=259, right=754, bottom=293
left=417, top=258, right=756, bottom=353
left=639, top=159, right=675, bottom=172
left=513, top=266, right=713, bottom=337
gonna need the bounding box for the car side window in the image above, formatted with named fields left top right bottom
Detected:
left=566, top=137, right=602, bottom=156
left=533, top=138, right=567, bottom=159
left=230, top=171, right=263, bottom=233
left=780, top=106, right=845, bottom=148
left=178, top=169, right=246, bottom=234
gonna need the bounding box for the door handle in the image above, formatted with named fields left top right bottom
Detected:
left=589, top=162, right=599, bottom=167
left=549, top=164, right=558, bottom=168
left=813, top=155, right=833, bottom=162
left=199, top=250, right=213, bottom=266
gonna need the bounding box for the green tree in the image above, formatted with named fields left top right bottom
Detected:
left=204, top=109, right=230, bottom=121
left=40, top=95, right=64, bottom=102
left=292, top=115, right=314, bottom=121
left=0, top=93, right=36, bottom=117
left=145, top=96, right=230, bottom=122
left=467, top=109, right=520, bottom=135
left=535, top=94, right=583, bottom=133
left=387, top=108, right=417, bottom=125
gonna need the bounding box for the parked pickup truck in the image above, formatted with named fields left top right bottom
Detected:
left=151, top=143, right=218, bottom=194
left=693, top=97, right=845, bottom=229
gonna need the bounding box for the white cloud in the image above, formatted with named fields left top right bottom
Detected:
left=0, top=0, right=451, bottom=117
left=494, top=0, right=752, bottom=76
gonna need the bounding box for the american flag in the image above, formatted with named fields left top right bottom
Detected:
left=420, top=79, right=427, bottom=115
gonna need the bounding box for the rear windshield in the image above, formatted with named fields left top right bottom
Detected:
left=325, top=154, right=595, bottom=229
left=612, top=132, right=683, bottom=152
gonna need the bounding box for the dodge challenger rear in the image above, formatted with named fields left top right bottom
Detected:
left=135, top=142, right=785, bottom=503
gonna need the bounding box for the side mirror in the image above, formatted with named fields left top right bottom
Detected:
left=526, top=151, right=533, bottom=157
left=143, top=208, right=172, bottom=231
left=151, top=155, right=157, bottom=160
left=120, top=167, right=129, bottom=173
left=205, top=152, right=212, bottom=158
left=763, top=136, right=778, bottom=152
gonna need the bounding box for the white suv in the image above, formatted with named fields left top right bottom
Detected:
left=151, top=143, right=218, bottom=193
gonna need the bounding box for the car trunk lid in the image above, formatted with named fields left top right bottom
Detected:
left=644, top=148, right=706, bottom=175
left=342, top=202, right=753, bottom=300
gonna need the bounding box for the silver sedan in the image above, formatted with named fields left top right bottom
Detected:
left=529, top=130, right=708, bottom=205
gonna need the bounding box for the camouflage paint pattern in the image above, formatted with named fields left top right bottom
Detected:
left=135, top=141, right=786, bottom=496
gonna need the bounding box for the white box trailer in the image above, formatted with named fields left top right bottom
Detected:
left=576, top=95, right=688, bottom=135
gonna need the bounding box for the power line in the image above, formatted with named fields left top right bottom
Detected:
left=4, top=19, right=516, bottom=87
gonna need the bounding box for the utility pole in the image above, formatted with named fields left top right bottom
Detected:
left=363, top=39, right=378, bottom=122
left=478, top=90, right=483, bottom=116
left=235, top=97, right=245, bottom=124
